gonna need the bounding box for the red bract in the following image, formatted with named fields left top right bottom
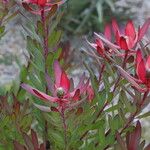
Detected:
left=136, top=49, right=150, bottom=88
left=93, top=19, right=150, bottom=56
left=25, top=0, right=47, bottom=6
left=116, top=49, right=150, bottom=92
left=23, top=0, right=64, bottom=6
left=112, top=19, right=150, bottom=50
left=126, top=121, right=141, bottom=150
left=88, top=24, right=114, bottom=58
left=95, top=38, right=107, bottom=58
left=86, top=85, right=95, bottom=102
left=21, top=60, right=89, bottom=112
left=22, top=0, right=65, bottom=15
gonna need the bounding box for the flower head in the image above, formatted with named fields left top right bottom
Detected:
left=22, top=0, right=65, bottom=15
left=88, top=24, right=114, bottom=58
left=21, top=60, right=89, bottom=112
left=92, top=19, right=150, bottom=56
left=112, top=19, right=150, bottom=50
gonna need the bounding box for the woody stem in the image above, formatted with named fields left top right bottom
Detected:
left=122, top=50, right=129, bottom=69
left=41, top=7, right=49, bottom=147
left=61, top=109, right=67, bottom=150
left=112, top=51, right=129, bottom=92
left=119, top=90, right=149, bottom=134
left=98, top=64, right=105, bottom=83
left=41, top=7, right=49, bottom=60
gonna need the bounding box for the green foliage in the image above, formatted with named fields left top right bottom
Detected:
left=0, top=1, right=149, bottom=150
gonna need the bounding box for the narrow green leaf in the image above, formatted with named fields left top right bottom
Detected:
left=137, top=112, right=150, bottom=119
left=98, top=89, right=106, bottom=108
left=96, top=1, right=103, bottom=23
left=37, top=21, right=44, bottom=36
left=54, top=47, right=62, bottom=59
left=48, top=30, right=62, bottom=48
left=0, top=26, right=5, bottom=35
left=32, top=50, right=45, bottom=72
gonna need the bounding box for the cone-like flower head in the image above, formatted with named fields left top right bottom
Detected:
left=21, top=60, right=89, bottom=112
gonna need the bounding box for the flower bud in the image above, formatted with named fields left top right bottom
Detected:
left=56, top=87, right=65, bottom=98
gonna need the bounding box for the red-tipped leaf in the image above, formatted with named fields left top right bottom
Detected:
left=127, top=121, right=141, bottom=150
left=96, top=39, right=104, bottom=56
left=31, top=129, right=39, bottom=150
left=112, top=19, right=120, bottom=35
left=125, top=20, right=136, bottom=40
left=138, top=18, right=150, bottom=41
left=136, top=60, right=146, bottom=83
left=116, top=65, right=147, bottom=92
left=73, top=89, right=80, bottom=101
left=136, top=49, right=143, bottom=66
left=21, top=84, right=57, bottom=102
left=146, top=56, right=150, bottom=71
left=33, top=103, right=51, bottom=112
left=104, top=24, right=111, bottom=41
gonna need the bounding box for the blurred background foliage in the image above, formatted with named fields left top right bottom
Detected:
left=61, top=0, right=133, bottom=36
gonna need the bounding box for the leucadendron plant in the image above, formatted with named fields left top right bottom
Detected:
left=86, top=18, right=150, bottom=149
left=0, top=0, right=150, bottom=150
